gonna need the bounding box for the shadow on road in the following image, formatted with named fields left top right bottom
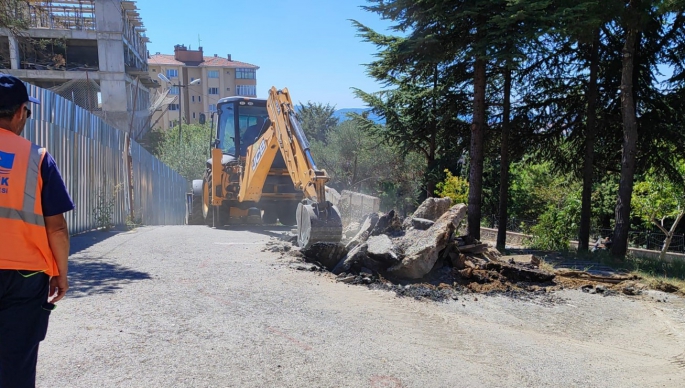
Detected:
left=67, top=258, right=151, bottom=298
left=70, top=228, right=129, bottom=255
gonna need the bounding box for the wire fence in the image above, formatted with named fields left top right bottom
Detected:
left=486, top=216, right=685, bottom=254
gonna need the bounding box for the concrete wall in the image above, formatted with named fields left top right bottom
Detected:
left=338, top=191, right=381, bottom=226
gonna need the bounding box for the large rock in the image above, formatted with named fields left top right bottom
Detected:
left=366, top=235, right=400, bottom=265
left=405, top=197, right=452, bottom=224
left=301, top=243, right=348, bottom=270
left=343, top=222, right=361, bottom=239
left=389, top=204, right=468, bottom=279
left=409, top=218, right=435, bottom=230
left=332, top=243, right=369, bottom=274
left=345, top=213, right=379, bottom=250
left=370, top=210, right=402, bottom=237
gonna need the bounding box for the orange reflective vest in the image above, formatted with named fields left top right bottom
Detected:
left=0, top=129, right=58, bottom=276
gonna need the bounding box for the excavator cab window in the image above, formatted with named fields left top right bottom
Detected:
left=218, top=103, right=236, bottom=155
left=216, top=99, right=268, bottom=157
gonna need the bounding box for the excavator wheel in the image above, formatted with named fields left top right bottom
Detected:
left=202, top=177, right=213, bottom=227
left=262, top=207, right=278, bottom=224
left=296, top=201, right=343, bottom=249
left=187, top=180, right=204, bottom=225
left=277, top=202, right=298, bottom=226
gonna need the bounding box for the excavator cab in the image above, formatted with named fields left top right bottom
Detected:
left=216, top=98, right=268, bottom=159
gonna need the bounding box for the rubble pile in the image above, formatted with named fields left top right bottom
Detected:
left=293, top=198, right=559, bottom=296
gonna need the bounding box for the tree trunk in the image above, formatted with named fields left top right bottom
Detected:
left=578, top=30, right=600, bottom=252
left=468, top=57, right=487, bottom=240
left=611, top=25, right=639, bottom=258
left=496, top=66, right=512, bottom=250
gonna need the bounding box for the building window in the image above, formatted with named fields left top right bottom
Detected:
left=208, top=70, right=219, bottom=78
left=209, top=104, right=217, bottom=112
left=199, top=96, right=202, bottom=102
left=193, top=112, right=196, bottom=119
left=166, top=69, right=178, bottom=78
left=168, top=104, right=179, bottom=111
left=192, top=96, right=195, bottom=102
left=236, top=68, right=256, bottom=79
left=169, top=86, right=179, bottom=95
left=236, top=85, right=256, bottom=96
left=208, top=87, right=219, bottom=95
left=169, top=121, right=175, bottom=128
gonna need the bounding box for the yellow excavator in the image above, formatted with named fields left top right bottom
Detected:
left=186, top=87, right=342, bottom=248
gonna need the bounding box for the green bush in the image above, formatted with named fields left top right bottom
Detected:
left=435, top=169, right=469, bottom=205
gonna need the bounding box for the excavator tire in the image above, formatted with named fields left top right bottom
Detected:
left=277, top=202, right=298, bottom=226
left=296, top=201, right=343, bottom=249
left=202, top=177, right=213, bottom=227
left=188, top=194, right=203, bottom=225
left=262, top=207, right=278, bottom=224
left=187, top=180, right=204, bottom=225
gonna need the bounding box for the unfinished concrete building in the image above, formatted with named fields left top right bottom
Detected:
left=0, top=0, right=156, bottom=134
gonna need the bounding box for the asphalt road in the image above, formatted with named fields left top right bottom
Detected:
left=36, top=226, right=685, bottom=388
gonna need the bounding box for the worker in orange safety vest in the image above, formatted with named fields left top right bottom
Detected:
left=0, top=74, right=73, bottom=387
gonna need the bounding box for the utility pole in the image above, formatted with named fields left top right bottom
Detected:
left=158, top=73, right=201, bottom=149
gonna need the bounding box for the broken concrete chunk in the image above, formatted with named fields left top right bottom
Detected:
left=345, top=213, right=379, bottom=251
left=370, top=210, right=402, bottom=236
left=404, top=197, right=453, bottom=227
left=300, top=243, right=348, bottom=271
left=332, top=243, right=369, bottom=275
left=343, top=222, right=361, bottom=239
left=389, top=204, right=468, bottom=279
left=409, top=217, right=435, bottom=230
left=366, top=235, right=400, bottom=265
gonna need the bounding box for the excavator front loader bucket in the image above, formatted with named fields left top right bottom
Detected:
left=296, top=201, right=343, bottom=249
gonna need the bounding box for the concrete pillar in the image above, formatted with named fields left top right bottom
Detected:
left=8, top=34, right=20, bottom=70
left=94, top=0, right=129, bottom=131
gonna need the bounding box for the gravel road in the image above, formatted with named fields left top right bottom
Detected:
left=37, top=225, right=685, bottom=388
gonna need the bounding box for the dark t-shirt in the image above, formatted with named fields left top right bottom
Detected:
left=40, top=152, right=74, bottom=217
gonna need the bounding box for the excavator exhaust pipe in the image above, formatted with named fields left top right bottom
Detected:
left=296, top=201, right=343, bottom=249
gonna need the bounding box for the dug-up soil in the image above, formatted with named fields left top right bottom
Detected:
left=266, top=199, right=670, bottom=304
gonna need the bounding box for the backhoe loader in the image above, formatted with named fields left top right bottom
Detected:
left=186, top=87, right=342, bottom=248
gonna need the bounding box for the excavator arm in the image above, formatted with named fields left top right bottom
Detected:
left=240, top=87, right=342, bottom=248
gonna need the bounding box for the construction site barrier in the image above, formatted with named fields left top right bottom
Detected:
left=22, top=83, right=187, bottom=234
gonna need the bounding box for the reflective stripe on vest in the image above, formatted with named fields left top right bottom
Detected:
left=23, top=144, right=43, bottom=215
left=0, top=206, right=45, bottom=226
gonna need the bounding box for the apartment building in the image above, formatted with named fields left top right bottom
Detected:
left=0, top=0, right=154, bottom=133
left=148, top=45, right=259, bottom=130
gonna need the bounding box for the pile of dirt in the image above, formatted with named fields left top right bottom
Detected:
left=276, top=198, right=653, bottom=301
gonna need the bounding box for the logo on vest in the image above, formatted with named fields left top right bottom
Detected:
left=0, top=150, right=14, bottom=193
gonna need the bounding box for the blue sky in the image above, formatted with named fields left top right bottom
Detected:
left=138, top=1, right=394, bottom=108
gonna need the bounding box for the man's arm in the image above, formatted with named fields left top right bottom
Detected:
left=45, top=213, right=69, bottom=303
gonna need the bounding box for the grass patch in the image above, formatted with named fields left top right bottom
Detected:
left=577, top=250, right=685, bottom=293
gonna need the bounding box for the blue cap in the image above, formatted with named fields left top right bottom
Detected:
left=0, top=74, right=40, bottom=110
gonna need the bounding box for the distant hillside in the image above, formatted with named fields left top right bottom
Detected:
left=333, top=108, right=384, bottom=124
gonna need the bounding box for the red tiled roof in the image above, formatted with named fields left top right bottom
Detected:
left=147, top=54, right=259, bottom=69
left=148, top=54, right=183, bottom=66
left=200, top=56, right=259, bottom=69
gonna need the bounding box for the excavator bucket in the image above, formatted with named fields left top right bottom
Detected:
left=296, top=201, right=343, bottom=249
